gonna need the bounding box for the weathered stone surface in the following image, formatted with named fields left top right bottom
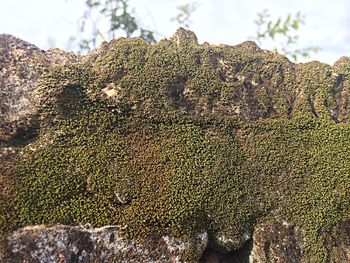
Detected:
left=321, top=219, right=350, bottom=262
left=2, top=28, right=350, bottom=262
left=249, top=220, right=303, bottom=262
left=6, top=225, right=207, bottom=263
left=0, top=34, right=78, bottom=143
left=0, top=34, right=45, bottom=142
left=248, top=219, right=350, bottom=263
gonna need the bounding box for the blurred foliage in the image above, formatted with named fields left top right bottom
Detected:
left=254, top=9, right=320, bottom=61
left=69, top=1, right=317, bottom=62
left=171, top=2, right=200, bottom=29
left=70, top=0, right=201, bottom=53
left=70, top=0, right=155, bottom=53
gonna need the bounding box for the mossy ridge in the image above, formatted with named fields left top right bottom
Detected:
left=87, top=36, right=348, bottom=123
left=2, top=33, right=350, bottom=262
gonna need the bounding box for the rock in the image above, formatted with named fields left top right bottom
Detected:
left=0, top=34, right=78, bottom=143
left=171, top=27, right=198, bottom=46
left=5, top=225, right=207, bottom=263
left=249, top=219, right=350, bottom=263
left=322, top=219, right=350, bottom=262
left=249, top=220, right=303, bottom=262
left=2, top=29, right=350, bottom=262
left=0, top=34, right=47, bottom=142
left=45, top=48, right=79, bottom=66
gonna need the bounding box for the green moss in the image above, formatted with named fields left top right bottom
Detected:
left=240, top=117, right=350, bottom=260
left=2, top=34, right=350, bottom=261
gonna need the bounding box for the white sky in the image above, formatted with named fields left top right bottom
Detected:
left=1, top=0, right=349, bottom=64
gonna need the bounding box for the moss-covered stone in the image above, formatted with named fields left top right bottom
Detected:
left=2, top=28, right=350, bottom=262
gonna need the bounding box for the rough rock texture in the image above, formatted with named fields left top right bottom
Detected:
left=0, top=34, right=78, bottom=142
left=2, top=28, right=350, bottom=262
left=249, top=220, right=303, bottom=262
left=6, top=225, right=207, bottom=263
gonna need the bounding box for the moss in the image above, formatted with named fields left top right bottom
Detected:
left=239, top=117, right=350, bottom=261
left=2, top=33, right=350, bottom=261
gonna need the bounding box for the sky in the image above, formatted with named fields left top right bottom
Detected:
left=1, top=0, right=349, bottom=64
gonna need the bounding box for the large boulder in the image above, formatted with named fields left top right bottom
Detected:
left=2, top=28, right=350, bottom=262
